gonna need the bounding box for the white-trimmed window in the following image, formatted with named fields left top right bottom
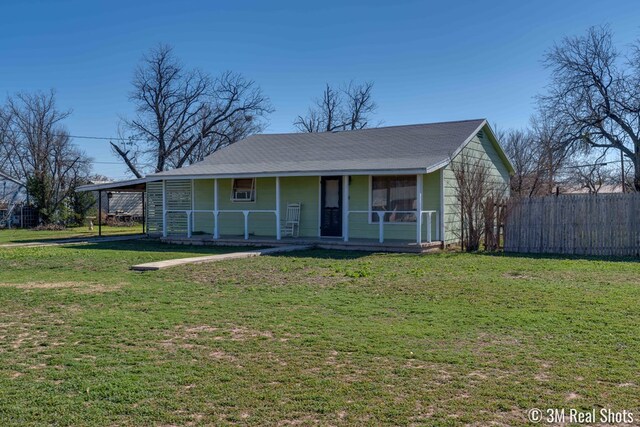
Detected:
left=231, top=178, right=256, bottom=202
left=371, top=175, right=417, bottom=222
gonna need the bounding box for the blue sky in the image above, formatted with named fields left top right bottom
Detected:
left=2, top=0, right=640, bottom=178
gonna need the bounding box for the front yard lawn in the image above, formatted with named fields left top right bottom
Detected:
left=0, top=224, right=144, bottom=244
left=0, top=241, right=638, bottom=425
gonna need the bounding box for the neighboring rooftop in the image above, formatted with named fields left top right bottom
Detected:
left=152, top=119, right=493, bottom=178
left=77, top=177, right=149, bottom=193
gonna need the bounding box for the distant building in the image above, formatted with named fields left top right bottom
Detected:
left=559, top=183, right=625, bottom=195
left=0, top=170, right=35, bottom=228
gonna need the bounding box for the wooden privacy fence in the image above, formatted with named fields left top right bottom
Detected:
left=504, top=193, right=640, bottom=256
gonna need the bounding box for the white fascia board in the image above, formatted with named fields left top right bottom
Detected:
left=76, top=177, right=160, bottom=192
left=155, top=168, right=429, bottom=180
left=425, top=120, right=488, bottom=174
left=426, top=120, right=515, bottom=176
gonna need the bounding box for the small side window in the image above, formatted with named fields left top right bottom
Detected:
left=232, top=178, right=256, bottom=202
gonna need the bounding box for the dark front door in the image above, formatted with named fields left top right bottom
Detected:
left=320, top=176, right=342, bottom=237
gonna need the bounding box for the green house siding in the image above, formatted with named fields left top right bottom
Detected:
left=443, top=128, right=511, bottom=244
left=190, top=176, right=319, bottom=237
left=219, top=177, right=276, bottom=236
left=278, top=176, right=320, bottom=237
left=192, top=179, right=214, bottom=234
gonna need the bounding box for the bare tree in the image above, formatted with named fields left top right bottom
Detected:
left=562, top=153, right=617, bottom=194
left=1, top=91, right=92, bottom=223
left=540, top=25, right=640, bottom=191
left=502, top=113, right=574, bottom=197
left=294, top=81, right=377, bottom=132
left=113, top=45, right=273, bottom=177
left=502, top=128, right=544, bottom=197
left=451, top=152, right=508, bottom=251
left=0, top=109, right=11, bottom=173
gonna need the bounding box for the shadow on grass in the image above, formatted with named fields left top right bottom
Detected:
left=68, top=239, right=265, bottom=255
left=477, top=250, right=640, bottom=263
left=265, top=248, right=374, bottom=261
left=0, top=231, right=145, bottom=244
left=72, top=239, right=373, bottom=261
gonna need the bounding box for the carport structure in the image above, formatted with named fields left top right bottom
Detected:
left=77, top=177, right=152, bottom=236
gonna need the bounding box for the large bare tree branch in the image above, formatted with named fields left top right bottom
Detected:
left=113, top=44, right=273, bottom=176
left=539, top=25, right=640, bottom=190
left=1, top=90, right=92, bottom=223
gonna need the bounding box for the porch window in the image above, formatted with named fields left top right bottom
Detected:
left=371, top=175, right=417, bottom=222
left=231, top=178, right=256, bottom=202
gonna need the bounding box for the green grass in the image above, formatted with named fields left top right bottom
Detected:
left=0, top=241, right=638, bottom=425
left=0, top=224, right=145, bottom=244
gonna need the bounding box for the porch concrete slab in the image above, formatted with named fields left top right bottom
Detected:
left=130, top=244, right=313, bottom=271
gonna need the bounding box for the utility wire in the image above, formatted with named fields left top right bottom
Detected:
left=69, top=134, right=144, bottom=142
left=92, top=161, right=130, bottom=165
left=3, top=131, right=146, bottom=164
left=5, top=131, right=145, bottom=142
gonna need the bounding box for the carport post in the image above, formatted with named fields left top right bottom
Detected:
left=98, top=190, right=102, bottom=237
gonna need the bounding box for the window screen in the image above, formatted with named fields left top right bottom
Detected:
left=371, top=175, right=417, bottom=222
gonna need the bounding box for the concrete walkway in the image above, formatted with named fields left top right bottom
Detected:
left=131, top=245, right=312, bottom=271
left=0, top=234, right=146, bottom=249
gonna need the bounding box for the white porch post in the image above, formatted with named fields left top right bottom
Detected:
left=426, top=212, right=432, bottom=243
left=342, top=175, right=349, bottom=242
left=162, top=180, right=167, bottom=238
left=190, top=179, right=195, bottom=236
left=416, top=174, right=423, bottom=244
left=377, top=211, right=384, bottom=243
left=440, top=169, right=445, bottom=243
left=275, top=176, right=281, bottom=240
left=243, top=210, right=249, bottom=240
left=213, top=178, right=219, bottom=239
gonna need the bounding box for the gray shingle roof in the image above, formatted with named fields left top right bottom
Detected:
left=152, top=119, right=487, bottom=178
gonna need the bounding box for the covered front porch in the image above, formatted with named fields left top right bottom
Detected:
left=147, top=172, right=444, bottom=250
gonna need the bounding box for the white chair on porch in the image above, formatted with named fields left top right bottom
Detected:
left=281, top=203, right=302, bottom=237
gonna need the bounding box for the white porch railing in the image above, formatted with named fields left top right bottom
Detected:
left=346, top=210, right=439, bottom=244
left=164, top=208, right=439, bottom=244
left=163, top=209, right=277, bottom=240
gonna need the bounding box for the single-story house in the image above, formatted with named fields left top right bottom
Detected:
left=79, top=119, right=513, bottom=250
